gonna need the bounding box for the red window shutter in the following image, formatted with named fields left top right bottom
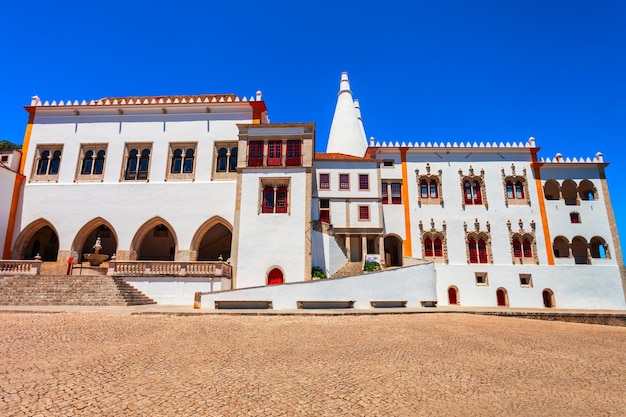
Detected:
left=262, top=186, right=274, bottom=213
left=478, top=239, right=487, bottom=263
left=391, top=183, right=402, bottom=204
left=473, top=181, right=482, bottom=204
left=424, top=238, right=433, bottom=256
left=359, top=174, right=369, bottom=190
left=359, top=206, right=369, bottom=220
left=523, top=239, right=532, bottom=257
left=434, top=238, right=443, bottom=256
left=513, top=239, right=522, bottom=258
left=464, top=181, right=473, bottom=204
left=267, top=141, right=282, bottom=166
left=286, top=140, right=301, bottom=166
left=248, top=141, right=264, bottom=167
left=275, top=187, right=288, bottom=213
left=320, top=209, right=330, bottom=223
left=468, top=239, right=478, bottom=263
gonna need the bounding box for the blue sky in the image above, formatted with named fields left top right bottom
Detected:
left=2, top=1, right=625, bottom=257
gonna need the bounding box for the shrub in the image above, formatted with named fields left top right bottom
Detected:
left=363, top=261, right=381, bottom=272
left=311, top=266, right=327, bottom=279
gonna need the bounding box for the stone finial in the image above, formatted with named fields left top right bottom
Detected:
left=555, top=153, right=563, bottom=162
left=506, top=219, right=512, bottom=231
left=595, top=152, right=603, bottom=162
left=256, top=90, right=262, bottom=102
left=30, top=95, right=41, bottom=106
left=530, top=220, right=536, bottom=231
left=370, top=137, right=374, bottom=146
left=528, top=137, right=536, bottom=147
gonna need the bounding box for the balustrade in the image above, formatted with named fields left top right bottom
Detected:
left=108, top=261, right=231, bottom=277
left=0, top=260, right=42, bottom=276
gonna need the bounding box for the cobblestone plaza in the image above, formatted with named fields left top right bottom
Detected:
left=1, top=313, right=624, bottom=416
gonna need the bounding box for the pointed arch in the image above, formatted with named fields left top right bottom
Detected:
left=190, top=216, right=234, bottom=261
left=70, top=217, right=119, bottom=260
left=129, top=217, right=178, bottom=261
left=11, top=218, right=60, bottom=261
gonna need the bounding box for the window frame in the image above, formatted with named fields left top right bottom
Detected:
left=31, top=144, right=64, bottom=182
left=75, top=144, right=107, bottom=182
left=339, top=173, right=350, bottom=191
left=259, top=178, right=291, bottom=215
left=248, top=140, right=264, bottom=167
left=121, top=143, right=152, bottom=182
left=213, top=142, right=238, bottom=180
left=166, top=142, right=197, bottom=181
left=358, top=174, right=370, bottom=191
left=285, top=140, right=302, bottom=166
left=358, top=204, right=370, bottom=221
left=319, top=173, right=330, bottom=190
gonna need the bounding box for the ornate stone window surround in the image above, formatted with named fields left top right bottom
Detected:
left=459, top=166, right=487, bottom=209
left=166, top=142, right=197, bottom=181
left=507, top=219, right=539, bottom=265
left=75, top=143, right=107, bottom=182
left=258, top=178, right=291, bottom=215
left=121, top=143, right=152, bottom=182
left=31, top=144, right=64, bottom=182
left=213, top=141, right=238, bottom=180
left=501, top=163, right=530, bottom=206
left=415, top=163, right=443, bottom=206
left=464, top=218, right=492, bottom=264
left=418, top=218, right=448, bottom=264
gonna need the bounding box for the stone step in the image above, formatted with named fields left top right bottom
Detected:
left=0, top=275, right=156, bottom=306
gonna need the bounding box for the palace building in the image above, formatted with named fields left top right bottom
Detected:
left=3, top=73, right=625, bottom=309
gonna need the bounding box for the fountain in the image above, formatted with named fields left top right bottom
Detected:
left=83, top=236, right=110, bottom=266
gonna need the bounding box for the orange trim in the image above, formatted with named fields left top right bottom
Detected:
left=3, top=174, right=24, bottom=258
left=250, top=101, right=267, bottom=124
left=20, top=108, right=36, bottom=175
left=531, top=150, right=554, bottom=265
left=400, top=148, right=412, bottom=256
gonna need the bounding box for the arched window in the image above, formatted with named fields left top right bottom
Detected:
left=434, top=238, right=443, bottom=256
left=217, top=148, right=228, bottom=172
left=138, top=149, right=150, bottom=179
left=571, top=236, right=589, bottom=264
left=94, top=150, right=106, bottom=175
left=513, top=238, right=522, bottom=258
left=49, top=150, right=62, bottom=175
left=229, top=147, right=238, bottom=172
left=171, top=149, right=183, bottom=173
left=464, top=180, right=483, bottom=205
left=515, top=181, right=524, bottom=199
left=561, top=179, right=578, bottom=205
left=37, top=150, right=50, bottom=175
left=424, top=237, right=433, bottom=256
left=590, top=237, right=609, bottom=259
left=124, top=144, right=152, bottom=181
left=126, top=149, right=139, bottom=179
left=578, top=179, right=596, bottom=201
left=522, top=239, right=532, bottom=258
left=429, top=180, right=438, bottom=198
left=420, top=180, right=428, bottom=198
left=468, top=238, right=478, bottom=263
left=183, top=149, right=194, bottom=173
left=81, top=150, right=94, bottom=175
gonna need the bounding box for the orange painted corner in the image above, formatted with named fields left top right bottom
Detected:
left=400, top=149, right=412, bottom=256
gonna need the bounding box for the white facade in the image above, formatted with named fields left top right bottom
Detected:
left=0, top=150, right=22, bottom=259
left=5, top=75, right=626, bottom=310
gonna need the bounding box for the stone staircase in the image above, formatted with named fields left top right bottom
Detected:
left=0, top=275, right=156, bottom=306
left=331, top=261, right=364, bottom=279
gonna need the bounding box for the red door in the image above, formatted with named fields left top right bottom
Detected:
left=497, top=289, right=507, bottom=306
left=268, top=268, right=283, bottom=285
left=448, top=287, right=458, bottom=305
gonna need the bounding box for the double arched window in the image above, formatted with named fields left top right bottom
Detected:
left=124, top=144, right=151, bottom=181
left=169, top=144, right=196, bottom=177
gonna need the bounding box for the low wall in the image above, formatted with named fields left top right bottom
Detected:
left=197, top=262, right=437, bottom=310
left=125, top=277, right=231, bottom=305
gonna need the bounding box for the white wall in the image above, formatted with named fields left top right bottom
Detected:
left=0, top=168, right=17, bottom=255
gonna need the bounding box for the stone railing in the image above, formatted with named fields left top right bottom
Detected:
left=0, top=260, right=43, bottom=276
left=107, top=261, right=232, bottom=278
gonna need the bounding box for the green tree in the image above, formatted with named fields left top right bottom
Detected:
left=0, top=140, right=21, bottom=151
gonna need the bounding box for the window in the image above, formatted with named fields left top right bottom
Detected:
left=506, top=181, right=524, bottom=200
left=423, top=236, right=444, bottom=258
left=123, top=144, right=152, bottom=181
left=468, top=235, right=489, bottom=264
left=519, top=274, right=533, bottom=288
left=319, top=173, right=330, bottom=190
left=358, top=205, right=370, bottom=221
left=319, top=199, right=330, bottom=223
left=382, top=160, right=394, bottom=167
left=248, top=141, right=263, bottom=167
left=512, top=237, right=533, bottom=259
left=570, top=212, right=581, bottom=223
left=359, top=174, right=369, bottom=191
left=339, top=174, right=350, bottom=190
left=32, top=145, right=63, bottom=182
left=382, top=181, right=402, bottom=204
left=260, top=179, right=290, bottom=214
left=463, top=180, right=483, bottom=205
left=213, top=142, right=238, bottom=179
left=475, top=272, right=488, bottom=286
left=167, top=143, right=196, bottom=180
left=76, top=144, right=107, bottom=181
left=286, top=140, right=302, bottom=166
left=267, top=140, right=282, bottom=166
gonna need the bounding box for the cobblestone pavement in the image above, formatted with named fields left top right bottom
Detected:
left=0, top=313, right=624, bottom=416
